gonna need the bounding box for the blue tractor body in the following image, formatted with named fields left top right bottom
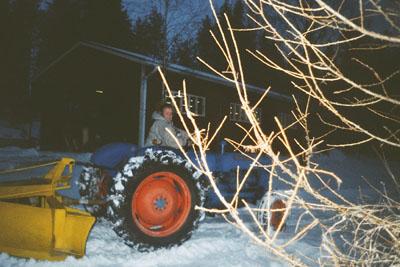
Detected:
left=90, top=143, right=270, bottom=208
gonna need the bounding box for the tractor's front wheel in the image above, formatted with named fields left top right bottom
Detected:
left=78, top=165, right=109, bottom=217
left=107, top=150, right=205, bottom=250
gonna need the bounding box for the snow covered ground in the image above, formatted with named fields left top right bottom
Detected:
left=0, top=216, right=284, bottom=267
left=0, top=121, right=40, bottom=140
left=0, top=121, right=25, bottom=140
left=0, top=146, right=398, bottom=267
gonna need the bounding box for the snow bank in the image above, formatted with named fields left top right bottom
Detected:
left=0, top=120, right=40, bottom=140
left=0, top=146, right=39, bottom=158
left=314, top=149, right=399, bottom=194
left=0, top=120, right=25, bottom=139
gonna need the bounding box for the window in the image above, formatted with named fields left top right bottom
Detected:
left=229, top=103, right=262, bottom=123
left=165, top=90, right=206, bottom=117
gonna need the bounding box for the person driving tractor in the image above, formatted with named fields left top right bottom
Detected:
left=145, top=103, right=189, bottom=149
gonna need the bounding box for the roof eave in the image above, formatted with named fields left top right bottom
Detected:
left=33, top=41, right=292, bottom=102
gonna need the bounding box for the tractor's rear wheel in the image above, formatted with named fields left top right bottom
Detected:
left=107, top=150, right=205, bottom=250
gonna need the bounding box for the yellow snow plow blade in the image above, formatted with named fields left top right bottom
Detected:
left=0, top=158, right=96, bottom=261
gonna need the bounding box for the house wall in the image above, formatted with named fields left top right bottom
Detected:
left=35, top=48, right=143, bottom=151
left=34, top=47, right=295, bottom=152
left=144, top=71, right=295, bottom=152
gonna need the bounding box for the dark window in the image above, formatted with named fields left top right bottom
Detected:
left=229, top=102, right=262, bottom=123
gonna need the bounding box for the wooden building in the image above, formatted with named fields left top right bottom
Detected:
left=32, top=42, right=294, bottom=151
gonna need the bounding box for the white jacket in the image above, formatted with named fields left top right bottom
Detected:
left=145, top=112, right=189, bottom=149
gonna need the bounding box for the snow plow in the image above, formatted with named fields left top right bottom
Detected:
left=0, top=158, right=95, bottom=261
left=79, top=143, right=286, bottom=250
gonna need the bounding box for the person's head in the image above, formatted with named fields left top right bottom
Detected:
left=160, top=103, right=174, bottom=122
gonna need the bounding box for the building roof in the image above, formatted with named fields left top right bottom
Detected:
left=33, top=41, right=292, bottom=102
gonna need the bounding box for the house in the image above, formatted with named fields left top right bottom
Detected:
left=32, top=42, right=295, bottom=151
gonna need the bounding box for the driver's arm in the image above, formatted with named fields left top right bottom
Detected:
left=162, top=125, right=188, bottom=148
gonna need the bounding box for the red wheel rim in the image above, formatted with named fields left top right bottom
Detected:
left=270, top=199, right=286, bottom=231
left=131, top=171, right=192, bottom=237
left=98, top=171, right=110, bottom=198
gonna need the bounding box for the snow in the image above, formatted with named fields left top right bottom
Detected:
left=0, top=120, right=40, bottom=140
left=0, top=217, right=284, bottom=267
left=0, top=120, right=25, bottom=140
left=0, top=146, right=398, bottom=267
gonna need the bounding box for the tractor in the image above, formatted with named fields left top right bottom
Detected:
left=79, top=142, right=285, bottom=250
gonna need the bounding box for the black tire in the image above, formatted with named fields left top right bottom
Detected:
left=107, top=149, right=205, bottom=250
left=78, top=165, right=107, bottom=217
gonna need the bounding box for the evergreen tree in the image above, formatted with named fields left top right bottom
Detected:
left=81, top=0, right=133, bottom=49
left=171, top=38, right=196, bottom=67
left=195, top=1, right=289, bottom=90
left=0, top=0, right=11, bottom=59
left=213, top=1, right=232, bottom=70
left=195, top=2, right=255, bottom=79
left=1, top=0, right=40, bottom=120
left=39, top=0, right=82, bottom=67
left=39, top=0, right=133, bottom=68
left=196, top=15, right=223, bottom=71
left=132, top=7, right=165, bottom=58
left=231, top=1, right=258, bottom=84
left=196, top=15, right=213, bottom=65
left=0, top=0, right=12, bottom=111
